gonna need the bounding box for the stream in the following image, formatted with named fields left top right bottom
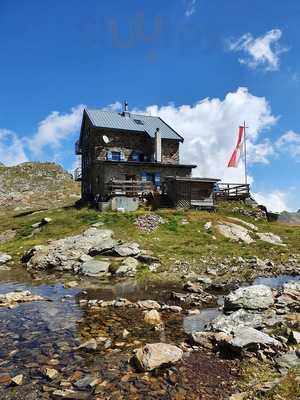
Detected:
left=0, top=266, right=299, bottom=399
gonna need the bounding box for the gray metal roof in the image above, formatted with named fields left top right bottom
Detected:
left=85, top=109, right=184, bottom=142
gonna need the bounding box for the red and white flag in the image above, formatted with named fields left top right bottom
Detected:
left=227, top=126, right=245, bottom=168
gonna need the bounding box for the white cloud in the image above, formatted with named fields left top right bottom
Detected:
left=252, top=190, right=291, bottom=212
left=276, top=130, right=300, bottom=160
left=184, top=0, right=197, bottom=17
left=134, top=87, right=277, bottom=183
left=103, top=101, right=123, bottom=111
left=0, top=129, right=28, bottom=166
left=28, top=105, right=85, bottom=156
left=228, top=29, right=288, bottom=71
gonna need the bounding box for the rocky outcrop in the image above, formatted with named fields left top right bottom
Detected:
left=132, top=343, right=183, bottom=371
left=224, top=285, right=274, bottom=311
left=23, top=228, right=114, bottom=272
left=0, top=162, right=80, bottom=211
left=217, top=222, right=254, bottom=244
left=22, top=228, right=144, bottom=278
left=257, top=232, right=285, bottom=246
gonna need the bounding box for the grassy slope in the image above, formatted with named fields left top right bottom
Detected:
left=0, top=202, right=299, bottom=274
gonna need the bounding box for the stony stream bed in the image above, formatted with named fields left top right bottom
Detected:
left=0, top=271, right=299, bottom=399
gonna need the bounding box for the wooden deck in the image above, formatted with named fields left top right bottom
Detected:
left=105, top=179, right=155, bottom=197
left=216, top=183, right=250, bottom=200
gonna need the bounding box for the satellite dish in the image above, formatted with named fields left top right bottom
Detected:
left=102, top=135, right=110, bottom=144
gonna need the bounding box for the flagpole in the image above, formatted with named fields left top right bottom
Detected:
left=243, top=121, right=247, bottom=185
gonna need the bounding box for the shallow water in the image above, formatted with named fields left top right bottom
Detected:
left=0, top=270, right=298, bottom=398
left=253, top=274, right=300, bottom=288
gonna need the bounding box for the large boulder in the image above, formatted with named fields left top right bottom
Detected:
left=224, top=285, right=274, bottom=311
left=228, top=327, right=281, bottom=352
left=113, top=242, right=140, bottom=257
left=114, top=257, right=139, bottom=277
left=79, top=259, right=110, bottom=277
left=132, top=343, right=183, bottom=371
left=217, top=222, right=254, bottom=244
left=210, top=309, right=264, bottom=334
left=23, top=228, right=114, bottom=272
left=257, top=232, right=285, bottom=246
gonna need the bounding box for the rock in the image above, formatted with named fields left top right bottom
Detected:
left=210, top=309, right=264, bottom=333
left=229, top=393, right=248, bottom=400
left=137, top=300, right=161, bottom=309
left=64, top=281, right=79, bottom=288
left=257, top=232, right=285, bottom=246
left=224, top=285, right=274, bottom=311
left=11, top=374, right=23, bottom=386
left=275, top=351, right=300, bottom=371
left=44, top=368, right=59, bottom=380
left=212, top=308, right=281, bottom=334
left=227, top=217, right=258, bottom=231
left=88, top=239, right=117, bottom=255
left=0, top=253, right=12, bottom=265
left=228, top=327, right=281, bottom=352
left=0, top=374, right=11, bottom=384
left=23, top=228, right=114, bottom=271
left=276, top=281, right=300, bottom=311
left=0, top=229, right=16, bottom=244
left=137, top=254, right=160, bottom=264
left=187, top=309, right=200, bottom=315
left=161, top=305, right=182, bottom=312
left=52, top=389, right=90, bottom=399
left=122, top=329, right=130, bottom=338
left=190, top=331, right=231, bottom=349
left=196, top=275, right=212, bottom=285
left=31, top=217, right=52, bottom=229
left=204, top=221, right=212, bottom=231
left=77, top=338, right=97, bottom=351
left=79, top=259, right=110, bottom=277
left=113, top=242, right=140, bottom=257
left=184, top=281, right=203, bottom=293
left=0, top=290, right=47, bottom=308
left=217, top=222, right=254, bottom=244
left=114, top=257, right=138, bottom=276
left=190, top=332, right=214, bottom=350
left=144, top=309, right=162, bottom=326
left=132, top=343, right=183, bottom=371
left=289, top=330, right=300, bottom=344
left=171, top=291, right=215, bottom=306
left=74, top=375, right=100, bottom=389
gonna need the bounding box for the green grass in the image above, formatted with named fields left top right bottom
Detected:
left=0, top=204, right=299, bottom=278
left=239, top=360, right=300, bottom=399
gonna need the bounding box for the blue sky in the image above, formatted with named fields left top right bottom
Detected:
left=0, top=0, right=299, bottom=211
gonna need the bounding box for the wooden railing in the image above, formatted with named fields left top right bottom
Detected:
left=105, top=179, right=155, bottom=197
left=216, top=183, right=250, bottom=200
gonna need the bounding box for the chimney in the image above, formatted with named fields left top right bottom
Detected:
left=122, top=100, right=130, bottom=117
left=154, top=128, right=161, bottom=163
